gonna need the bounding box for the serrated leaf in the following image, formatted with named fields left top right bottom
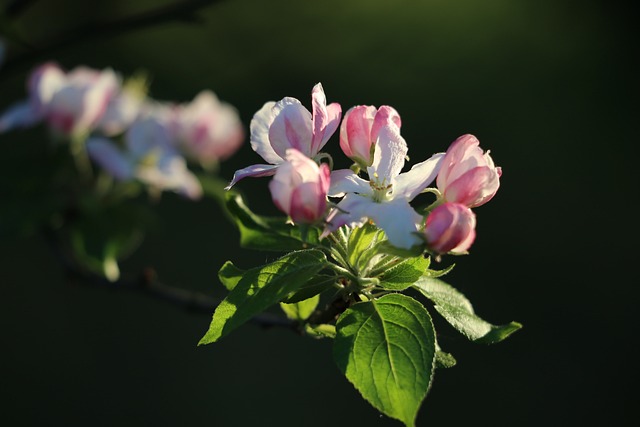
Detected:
left=423, top=262, right=455, bottom=278
left=225, top=192, right=320, bottom=251
left=199, top=249, right=326, bottom=344
left=434, top=341, right=456, bottom=369
left=280, top=294, right=320, bottom=321
left=378, top=256, right=431, bottom=290
left=334, top=293, right=436, bottom=427
left=435, top=351, right=457, bottom=369
left=413, top=277, right=522, bottom=344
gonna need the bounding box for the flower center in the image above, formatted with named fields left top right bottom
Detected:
left=369, top=172, right=393, bottom=203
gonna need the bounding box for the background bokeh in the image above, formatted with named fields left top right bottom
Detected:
left=1, top=0, right=637, bottom=426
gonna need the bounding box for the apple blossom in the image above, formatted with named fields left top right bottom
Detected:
left=225, top=83, right=341, bottom=189
left=437, top=134, right=501, bottom=208
left=269, top=149, right=330, bottom=224
left=87, top=107, right=201, bottom=200
left=175, top=90, right=244, bottom=166
left=424, top=202, right=476, bottom=254
left=324, top=124, right=444, bottom=249
left=339, top=105, right=401, bottom=168
left=0, top=62, right=120, bottom=136
left=95, top=82, right=146, bottom=137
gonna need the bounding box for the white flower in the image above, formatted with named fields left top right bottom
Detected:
left=324, top=124, right=444, bottom=249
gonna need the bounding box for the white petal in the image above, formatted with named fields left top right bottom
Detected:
left=328, top=169, right=372, bottom=197
left=323, top=193, right=372, bottom=236
left=367, top=124, right=407, bottom=183
left=393, top=152, right=444, bottom=201
left=367, top=198, right=423, bottom=249
left=250, top=101, right=282, bottom=164
left=137, top=155, right=202, bottom=200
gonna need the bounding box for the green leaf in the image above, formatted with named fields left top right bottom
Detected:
left=280, top=274, right=336, bottom=303
left=423, top=262, right=455, bottom=278
left=347, top=223, right=380, bottom=269
left=435, top=350, right=457, bottom=369
left=218, top=261, right=250, bottom=291
left=199, top=249, right=326, bottom=344
left=305, top=323, right=336, bottom=338
left=377, top=240, right=424, bottom=258
left=280, top=294, right=320, bottom=321
left=334, top=293, right=436, bottom=427
left=413, top=277, right=522, bottom=344
left=378, top=256, right=431, bottom=290
left=225, top=192, right=320, bottom=251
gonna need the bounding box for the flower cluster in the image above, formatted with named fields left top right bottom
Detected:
left=0, top=62, right=244, bottom=199
left=227, top=83, right=501, bottom=255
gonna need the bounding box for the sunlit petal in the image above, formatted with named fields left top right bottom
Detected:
left=394, top=152, right=444, bottom=200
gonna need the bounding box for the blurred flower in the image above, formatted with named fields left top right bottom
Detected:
left=0, top=62, right=121, bottom=137
left=95, top=76, right=147, bottom=137
left=424, top=202, right=476, bottom=254
left=339, top=105, right=401, bottom=168
left=324, top=124, right=444, bottom=249
left=437, top=134, right=501, bottom=208
left=269, top=149, right=330, bottom=224
left=87, top=105, right=201, bottom=200
left=226, top=82, right=341, bottom=189
left=175, top=90, right=244, bottom=167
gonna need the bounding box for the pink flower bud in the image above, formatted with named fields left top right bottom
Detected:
left=339, top=105, right=401, bottom=167
left=269, top=149, right=330, bottom=224
left=437, top=134, right=502, bottom=208
left=424, top=202, right=476, bottom=254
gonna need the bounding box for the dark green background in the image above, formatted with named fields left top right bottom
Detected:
left=1, top=0, right=636, bottom=425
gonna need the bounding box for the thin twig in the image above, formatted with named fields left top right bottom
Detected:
left=41, top=226, right=296, bottom=330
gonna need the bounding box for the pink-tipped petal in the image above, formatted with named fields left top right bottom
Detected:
left=437, top=134, right=501, bottom=208
left=340, top=105, right=377, bottom=164
left=269, top=98, right=313, bottom=158
left=310, top=83, right=341, bottom=154
left=370, top=105, right=401, bottom=143
left=437, top=134, right=480, bottom=189
left=444, top=166, right=500, bottom=208
left=424, top=203, right=476, bottom=254
left=225, top=163, right=280, bottom=190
